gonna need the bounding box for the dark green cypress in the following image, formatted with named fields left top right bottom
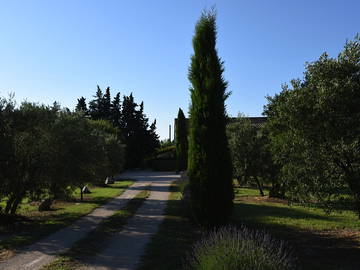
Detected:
left=176, top=108, right=188, bottom=171
left=75, top=97, right=88, bottom=114
left=188, top=11, right=233, bottom=227
left=103, top=87, right=111, bottom=120
left=89, top=85, right=104, bottom=120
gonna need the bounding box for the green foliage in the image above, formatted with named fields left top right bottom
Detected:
left=154, top=145, right=176, bottom=159
left=227, top=116, right=264, bottom=194
left=160, top=139, right=174, bottom=148
left=264, top=35, right=360, bottom=216
left=0, top=98, right=126, bottom=214
left=121, top=94, right=159, bottom=168
left=75, top=97, right=88, bottom=114
left=176, top=108, right=188, bottom=171
left=227, top=115, right=282, bottom=197
left=84, top=87, right=160, bottom=168
left=87, top=119, right=125, bottom=182
left=0, top=181, right=132, bottom=251
left=1, top=101, right=58, bottom=214
left=187, top=226, right=296, bottom=270
left=188, top=10, right=233, bottom=226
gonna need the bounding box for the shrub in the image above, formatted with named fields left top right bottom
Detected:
left=187, top=226, right=297, bottom=270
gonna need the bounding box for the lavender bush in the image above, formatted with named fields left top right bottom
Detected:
left=186, top=225, right=298, bottom=270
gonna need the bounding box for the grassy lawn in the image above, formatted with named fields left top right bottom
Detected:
left=234, top=186, right=269, bottom=197
left=41, top=189, right=150, bottom=270
left=138, top=183, right=360, bottom=270
left=232, top=186, right=360, bottom=270
left=137, top=180, right=201, bottom=270
left=0, top=181, right=133, bottom=258
left=233, top=188, right=360, bottom=231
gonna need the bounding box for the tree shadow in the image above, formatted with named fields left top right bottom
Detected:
left=232, top=202, right=360, bottom=270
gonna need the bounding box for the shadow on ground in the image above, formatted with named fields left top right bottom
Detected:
left=232, top=202, right=360, bottom=270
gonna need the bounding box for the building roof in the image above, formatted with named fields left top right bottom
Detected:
left=173, top=116, right=267, bottom=140
left=229, top=117, right=267, bottom=129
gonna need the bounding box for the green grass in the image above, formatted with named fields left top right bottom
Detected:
left=234, top=186, right=269, bottom=197
left=0, top=181, right=133, bottom=254
left=137, top=181, right=201, bottom=270
left=41, top=189, right=150, bottom=270
left=233, top=187, right=360, bottom=231
left=139, top=185, right=360, bottom=270
left=233, top=187, right=360, bottom=270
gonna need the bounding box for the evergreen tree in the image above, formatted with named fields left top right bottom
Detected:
left=75, top=97, right=88, bottom=114
left=121, top=93, right=142, bottom=168
left=176, top=108, right=188, bottom=171
left=188, top=11, right=233, bottom=226
left=147, top=119, right=160, bottom=153
left=79, top=87, right=160, bottom=169
left=110, top=92, right=122, bottom=128
left=103, top=87, right=111, bottom=120
left=89, top=85, right=104, bottom=119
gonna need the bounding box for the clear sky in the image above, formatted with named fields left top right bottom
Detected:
left=1, top=0, right=359, bottom=139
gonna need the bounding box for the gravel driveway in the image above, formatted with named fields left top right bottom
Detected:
left=0, top=171, right=177, bottom=270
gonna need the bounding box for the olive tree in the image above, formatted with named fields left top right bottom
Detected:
left=264, top=36, right=360, bottom=215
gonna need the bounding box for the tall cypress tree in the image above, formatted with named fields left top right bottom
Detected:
left=188, top=11, right=233, bottom=226
left=176, top=108, right=188, bottom=171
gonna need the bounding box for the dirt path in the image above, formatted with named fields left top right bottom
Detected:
left=0, top=173, right=154, bottom=270
left=78, top=171, right=177, bottom=270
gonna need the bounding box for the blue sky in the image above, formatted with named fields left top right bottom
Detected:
left=1, top=0, right=359, bottom=139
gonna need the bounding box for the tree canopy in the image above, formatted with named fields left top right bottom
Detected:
left=264, top=35, right=360, bottom=216
left=76, top=86, right=160, bottom=168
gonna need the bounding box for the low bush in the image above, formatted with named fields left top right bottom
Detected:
left=187, top=225, right=297, bottom=270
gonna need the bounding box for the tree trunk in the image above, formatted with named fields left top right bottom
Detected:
left=80, top=187, right=83, bottom=201
left=5, top=196, right=16, bottom=214
left=254, top=177, right=264, bottom=196
left=346, top=174, right=360, bottom=219
left=236, top=177, right=242, bottom=187
left=10, top=196, right=23, bottom=215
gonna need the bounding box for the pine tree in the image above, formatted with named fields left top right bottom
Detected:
left=110, top=92, right=122, bottom=128
left=176, top=108, right=188, bottom=171
left=78, top=88, right=160, bottom=169
left=89, top=85, right=104, bottom=119
left=121, top=93, right=142, bottom=168
left=103, top=87, right=111, bottom=120
left=75, top=97, right=88, bottom=114
left=188, top=11, right=233, bottom=226
left=146, top=119, right=160, bottom=154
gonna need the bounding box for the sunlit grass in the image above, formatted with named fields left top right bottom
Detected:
left=233, top=187, right=360, bottom=231
left=234, top=187, right=269, bottom=197
left=0, top=181, right=133, bottom=252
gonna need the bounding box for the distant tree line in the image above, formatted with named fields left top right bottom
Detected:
left=0, top=98, right=125, bottom=214
left=76, top=86, right=160, bottom=168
